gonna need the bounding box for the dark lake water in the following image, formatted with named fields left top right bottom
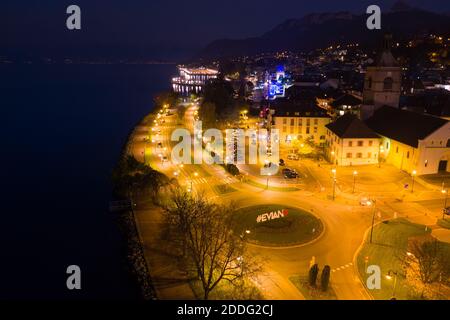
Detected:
left=0, top=63, right=176, bottom=299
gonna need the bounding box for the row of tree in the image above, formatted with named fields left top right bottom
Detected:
left=111, top=155, right=173, bottom=202
left=199, top=78, right=249, bottom=130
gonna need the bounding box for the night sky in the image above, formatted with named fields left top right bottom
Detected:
left=2, top=1, right=450, bottom=58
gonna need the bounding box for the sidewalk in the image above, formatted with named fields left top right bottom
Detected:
left=134, top=203, right=196, bottom=299
left=129, top=111, right=197, bottom=300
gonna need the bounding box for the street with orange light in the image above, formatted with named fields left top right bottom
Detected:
left=128, top=100, right=450, bottom=300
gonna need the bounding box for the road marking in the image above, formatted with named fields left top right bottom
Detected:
left=332, top=262, right=353, bottom=273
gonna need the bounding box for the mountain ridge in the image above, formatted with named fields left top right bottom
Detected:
left=197, top=5, right=450, bottom=60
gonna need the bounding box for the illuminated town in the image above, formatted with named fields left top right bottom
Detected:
left=117, top=30, right=450, bottom=301
left=2, top=0, right=450, bottom=307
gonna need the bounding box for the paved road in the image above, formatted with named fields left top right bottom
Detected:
left=129, top=100, right=446, bottom=300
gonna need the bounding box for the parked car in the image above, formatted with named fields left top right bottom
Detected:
left=282, top=168, right=298, bottom=179
left=287, top=153, right=299, bottom=160
left=360, top=197, right=372, bottom=206
left=264, top=162, right=273, bottom=168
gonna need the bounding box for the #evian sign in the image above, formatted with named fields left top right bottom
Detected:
left=256, top=209, right=288, bottom=223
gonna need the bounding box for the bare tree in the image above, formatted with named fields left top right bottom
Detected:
left=163, top=189, right=261, bottom=299
left=411, top=240, right=442, bottom=284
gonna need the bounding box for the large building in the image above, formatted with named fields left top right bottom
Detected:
left=172, top=66, right=219, bottom=95
left=271, top=101, right=331, bottom=147
left=361, top=34, right=402, bottom=120
left=366, top=106, right=450, bottom=175
left=325, top=113, right=380, bottom=166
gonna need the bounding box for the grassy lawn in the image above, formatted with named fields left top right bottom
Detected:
left=437, top=218, right=450, bottom=229
left=245, top=179, right=299, bottom=192
left=357, top=218, right=432, bottom=300
left=289, top=275, right=337, bottom=300
left=213, top=184, right=237, bottom=195
left=233, top=205, right=323, bottom=246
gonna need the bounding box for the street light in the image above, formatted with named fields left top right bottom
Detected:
left=331, top=168, right=337, bottom=200
left=190, top=171, right=199, bottom=190
left=411, top=170, right=417, bottom=193
left=368, top=199, right=377, bottom=244
left=378, top=146, right=384, bottom=168
left=240, top=229, right=251, bottom=240
left=353, top=170, right=358, bottom=193
left=442, top=189, right=448, bottom=220
left=386, top=270, right=398, bottom=299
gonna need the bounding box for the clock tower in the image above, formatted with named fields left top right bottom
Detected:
left=361, top=34, right=402, bottom=119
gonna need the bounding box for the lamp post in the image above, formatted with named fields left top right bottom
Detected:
left=442, top=189, right=448, bottom=220
left=411, top=170, right=417, bottom=193
left=378, top=146, right=384, bottom=168
left=190, top=171, right=198, bottom=191
left=386, top=271, right=398, bottom=300
left=240, top=229, right=251, bottom=240
left=369, top=199, right=376, bottom=244
left=266, top=173, right=271, bottom=189
left=331, top=168, right=337, bottom=200
left=353, top=170, right=358, bottom=193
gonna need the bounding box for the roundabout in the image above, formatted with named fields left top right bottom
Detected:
left=233, top=204, right=324, bottom=247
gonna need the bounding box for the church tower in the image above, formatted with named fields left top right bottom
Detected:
left=361, top=34, right=402, bottom=119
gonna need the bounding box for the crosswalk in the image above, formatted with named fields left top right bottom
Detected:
left=331, top=262, right=353, bottom=273
left=190, top=177, right=209, bottom=185
left=223, top=176, right=238, bottom=184
left=188, top=176, right=238, bottom=186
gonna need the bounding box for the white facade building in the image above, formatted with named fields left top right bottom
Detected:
left=325, top=113, right=380, bottom=166
left=366, top=106, right=450, bottom=175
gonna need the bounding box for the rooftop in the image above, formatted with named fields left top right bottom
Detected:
left=179, top=66, right=219, bottom=75
left=330, top=94, right=362, bottom=108
left=269, top=99, right=330, bottom=118
left=372, top=33, right=400, bottom=68
left=326, top=113, right=379, bottom=138
left=365, top=106, right=448, bottom=148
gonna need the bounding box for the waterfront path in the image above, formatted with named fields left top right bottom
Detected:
left=126, top=101, right=447, bottom=300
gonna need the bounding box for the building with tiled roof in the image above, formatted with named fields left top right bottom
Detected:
left=325, top=113, right=380, bottom=166
left=269, top=99, right=331, bottom=147
left=366, top=106, right=450, bottom=174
